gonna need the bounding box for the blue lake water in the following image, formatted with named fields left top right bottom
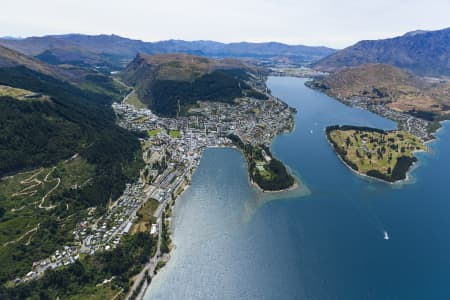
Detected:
left=145, top=77, right=450, bottom=300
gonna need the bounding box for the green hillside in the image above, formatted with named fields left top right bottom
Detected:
left=121, top=53, right=268, bottom=117
left=0, top=65, right=143, bottom=285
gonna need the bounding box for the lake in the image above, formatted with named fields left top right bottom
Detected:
left=145, top=77, right=450, bottom=300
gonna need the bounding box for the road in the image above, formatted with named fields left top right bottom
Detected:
left=126, top=193, right=171, bottom=300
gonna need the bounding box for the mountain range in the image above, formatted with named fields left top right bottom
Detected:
left=313, top=27, right=450, bottom=77
left=0, top=34, right=336, bottom=72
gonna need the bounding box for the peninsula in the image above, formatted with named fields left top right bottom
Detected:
left=307, top=63, right=447, bottom=182
left=326, top=125, right=426, bottom=182
left=111, top=53, right=297, bottom=297
left=0, top=48, right=297, bottom=299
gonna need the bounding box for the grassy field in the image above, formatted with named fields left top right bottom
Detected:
left=66, top=283, right=122, bottom=300
left=327, top=126, right=426, bottom=180
left=147, top=129, right=161, bottom=136
left=131, top=199, right=159, bottom=234
left=0, top=84, right=49, bottom=101
left=168, top=129, right=181, bottom=138
left=255, top=162, right=273, bottom=180
left=124, top=90, right=147, bottom=109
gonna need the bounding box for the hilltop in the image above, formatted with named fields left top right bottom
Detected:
left=121, top=53, right=269, bottom=117
left=309, top=64, right=450, bottom=120
left=313, top=27, right=450, bottom=77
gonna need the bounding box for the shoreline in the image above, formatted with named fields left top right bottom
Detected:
left=131, top=76, right=300, bottom=299
left=324, top=127, right=430, bottom=185
left=304, top=79, right=444, bottom=185
left=203, top=145, right=298, bottom=193
left=133, top=142, right=298, bottom=299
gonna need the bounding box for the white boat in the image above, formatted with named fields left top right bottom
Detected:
left=310, top=130, right=313, bottom=134
left=383, top=231, right=389, bottom=240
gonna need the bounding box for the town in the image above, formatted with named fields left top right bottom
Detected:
left=338, top=96, right=432, bottom=141
left=18, top=90, right=296, bottom=287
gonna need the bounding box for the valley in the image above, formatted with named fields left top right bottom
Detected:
left=0, top=19, right=449, bottom=299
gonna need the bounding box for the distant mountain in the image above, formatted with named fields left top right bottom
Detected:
left=0, top=44, right=76, bottom=80
left=309, top=63, right=450, bottom=119
left=121, top=53, right=268, bottom=117
left=0, top=34, right=336, bottom=71
left=313, top=27, right=450, bottom=77
left=0, top=36, right=23, bottom=40
left=146, top=39, right=335, bottom=62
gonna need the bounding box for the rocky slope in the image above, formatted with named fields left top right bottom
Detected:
left=313, top=27, right=450, bottom=77
left=309, top=64, right=450, bottom=119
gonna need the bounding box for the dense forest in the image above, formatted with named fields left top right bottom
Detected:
left=0, top=66, right=144, bottom=284
left=0, top=66, right=143, bottom=204
left=366, top=156, right=417, bottom=182
left=146, top=70, right=250, bottom=117
left=228, top=134, right=294, bottom=191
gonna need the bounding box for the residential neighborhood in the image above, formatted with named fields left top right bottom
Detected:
left=18, top=90, right=296, bottom=286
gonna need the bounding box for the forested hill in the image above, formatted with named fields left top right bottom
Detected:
left=0, top=60, right=142, bottom=205
left=0, top=44, right=146, bottom=288
left=121, top=53, right=269, bottom=117
left=0, top=44, right=74, bottom=81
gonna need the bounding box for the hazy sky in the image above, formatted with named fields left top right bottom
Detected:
left=1, top=0, right=449, bottom=48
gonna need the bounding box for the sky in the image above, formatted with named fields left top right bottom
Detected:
left=1, top=0, right=449, bottom=49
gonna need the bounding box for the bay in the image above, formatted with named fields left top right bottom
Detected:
left=145, top=77, right=450, bottom=300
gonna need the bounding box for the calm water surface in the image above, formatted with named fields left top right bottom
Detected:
left=145, top=77, right=450, bottom=300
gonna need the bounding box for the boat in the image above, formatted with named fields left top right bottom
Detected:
left=383, top=231, right=389, bottom=240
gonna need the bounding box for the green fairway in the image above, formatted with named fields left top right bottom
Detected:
left=327, top=126, right=426, bottom=181
left=169, top=130, right=181, bottom=138
left=148, top=128, right=161, bottom=136
left=0, top=84, right=49, bottom=101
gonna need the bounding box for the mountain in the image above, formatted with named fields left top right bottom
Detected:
left=121, top=53, right=268, bottom=117
left=0, top=45, right=141, bottom=181
left=0, top=34, right=336, bottom=71
left=309, top=64, right=450, bottom=119
left=0, top=44, right=75, bottom=80
left=144, top=39, right=335, bottom=62
left=0, top=35, right=133, bottom=71
left=313, top=27, right=450, bottom=77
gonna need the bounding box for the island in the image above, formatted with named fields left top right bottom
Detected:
left=326, top=125, right=426, bottom=182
